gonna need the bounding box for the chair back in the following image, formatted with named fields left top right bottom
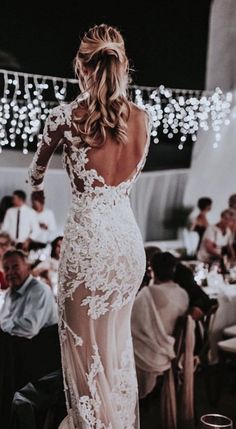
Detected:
left=161, top=315, right=196, bottom=429
left=195, top=299, right=218, bottom=366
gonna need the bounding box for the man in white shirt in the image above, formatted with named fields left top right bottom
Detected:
left=31, top=191, right=57, bottom=244
left=1, top=190, right=40, bottom=252
left=0, top=249, right=58, bottom=339
left=198, top=209, right=236, bottom=263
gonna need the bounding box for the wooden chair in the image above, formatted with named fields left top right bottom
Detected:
left=161, top=315, right=196, bottom=429
left=193, top=300, right=219, bottom=409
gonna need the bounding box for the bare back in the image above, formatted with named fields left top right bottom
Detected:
left=79, top=102, right=150, bottom=187
left=67, top=103, right=148, bottom=190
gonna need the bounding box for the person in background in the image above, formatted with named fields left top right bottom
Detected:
left=139, top=245, right=159, bottom=290
left=32, top=236, right=63, bottom=296
left=197, top=209, right=235, bottom=264
left=148, top=252, right=190, bottom=334
left=10, top=369, right=66, bottom=429
left=31, top=191, right=57, bottom=248
left=228, top=194, right=236, bottom=252
left=0, top=249, right=58, bottom=339
left=0, top=232, right=12, bottom=290
left=1, top=190, right=40, bottom=252
left=141, top=245, right=212, bottom=320
left=131, top=252, right=189, bottom=398
left=0, top=195, right=13, bottom=228
left=190, top=197, right=212, bottom=249
left=228, top=194, right=236, bottom=212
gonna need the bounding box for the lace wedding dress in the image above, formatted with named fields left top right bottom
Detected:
left=29, top=100, right=150, bottom=429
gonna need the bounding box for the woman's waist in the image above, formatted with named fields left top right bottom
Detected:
left=70, top=192, right=130, bottom=212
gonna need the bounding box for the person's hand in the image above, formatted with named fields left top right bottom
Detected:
left=39, top=223, right=48, bottom=230
left=189, top=306, right=204, bottom=321
left=21, top=238, right=31, bottom=252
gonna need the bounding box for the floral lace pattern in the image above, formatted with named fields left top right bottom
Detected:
left=29, top=100, right=150, bottom=429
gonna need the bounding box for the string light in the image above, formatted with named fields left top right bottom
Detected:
left=131, top=85, right=232, bottom=151
left=0, top=69, right=234, bottom=154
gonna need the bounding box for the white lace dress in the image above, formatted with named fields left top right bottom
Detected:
left=28, top=101, right=150, bottom=429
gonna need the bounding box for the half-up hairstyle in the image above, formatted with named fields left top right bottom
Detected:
left=74, top=24, right=130, bottom=146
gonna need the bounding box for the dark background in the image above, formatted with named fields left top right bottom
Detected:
left=0, top=0, right=212, bottom=169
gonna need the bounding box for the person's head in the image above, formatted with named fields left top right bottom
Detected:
left=151, top=252, right=177, bottom=283
left=2, top=249, right=30, bottom=289
left=228, top=194, right=236, bottom=211
left=51, top=236, right=63, bottom=260
left=220, top=209, right=236, bottom=229
left=197, top=197, right=212, bottom=213
left=0, top=195, right=13, bottom=223
left=0, top=232, right=12, bottom=259
left=140, top=246, right=162, bottom=288
left=12, top=190, right=26, bottom=207
left=31, top=191, right=45, bottom=212
left=74, top=24, right=130, bottom=146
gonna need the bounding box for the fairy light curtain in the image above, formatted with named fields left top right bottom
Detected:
left=0, top=68, right=233, bottom=155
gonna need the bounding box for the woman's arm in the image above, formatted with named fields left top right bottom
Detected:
left=28, top=105, right=66, bottom=191
left=204, top=239, right=221, bottom=257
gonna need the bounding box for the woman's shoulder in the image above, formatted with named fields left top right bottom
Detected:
left=129, top=101, right=151, bottom=120
left=128, top=102, right=152, bottom=134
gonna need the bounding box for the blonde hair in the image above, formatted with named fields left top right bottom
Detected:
left=74, top=24, right=130, bottom=146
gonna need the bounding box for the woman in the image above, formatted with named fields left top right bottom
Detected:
left=29, top=24, right=151, bottom=429
left=190, top=197, right=212, bottom=249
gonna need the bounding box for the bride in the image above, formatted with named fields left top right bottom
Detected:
left=29, top=23, right=151, bottom=429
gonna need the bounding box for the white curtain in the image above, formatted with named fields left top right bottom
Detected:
left=0, top=166, right=188, bottom=241
left=206, top=0, right=236, bottom=91
left=130, top=170, right=188, bottom=241
left=183, top=107, right=236, bottom=223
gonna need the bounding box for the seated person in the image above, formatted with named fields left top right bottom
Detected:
left=228, top=194, right=236, bottom=252
left=0, top=232, right=12, bottom=289
left=174, top=260, right=212, bottom=320
left=10, top=369, right=66, bottom=429
left=189, top=197, right=212, bottom=249
left=0, top=249, right=58, bottom=339
left=197, top=209, right=235, bottom=264
left=131, top=252, right=189, bottom=398
left=139, top=245, right=160, bottom=290
left=141, top=245, right=212, bottom=320
left=32, top=236, right=63, bottom=296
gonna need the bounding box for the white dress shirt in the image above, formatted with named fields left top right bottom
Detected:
left=35, top=207, right=57, bottom=243
left=1, top=205, right=40, bottom=243
left=0, top=275, right=58, bottom=339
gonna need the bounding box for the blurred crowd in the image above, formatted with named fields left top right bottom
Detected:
left=0, top=189, right=231, bottom=428
left=0, top=189, right=61, bottom=295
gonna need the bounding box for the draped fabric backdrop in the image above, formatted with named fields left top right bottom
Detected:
left=184, top=0, right=236, bottom=221
left=206, top=0, right=236, bottom=91
left=0, top=151, right=188, bottom=241
left=183, top=99, right=236, bottom=223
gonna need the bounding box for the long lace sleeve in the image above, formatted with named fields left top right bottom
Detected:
left=28, top=105, right=66, bottom=191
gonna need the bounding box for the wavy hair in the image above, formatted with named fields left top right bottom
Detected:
left=74, top=24, right=130, bottom=146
